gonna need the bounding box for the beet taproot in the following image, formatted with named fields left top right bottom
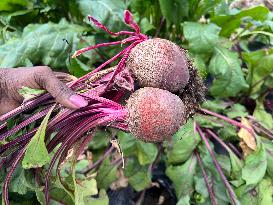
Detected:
left=126, top=38, right=190, bottom=92
left=126, top=87, right=186, bottom=142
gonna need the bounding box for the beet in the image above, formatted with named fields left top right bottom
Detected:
left=126, top=38, right=190, bottom=92
left=126, top=87, right=186, bottom=142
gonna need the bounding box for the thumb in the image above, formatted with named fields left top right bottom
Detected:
left=34, top=66, right=88, bottom=109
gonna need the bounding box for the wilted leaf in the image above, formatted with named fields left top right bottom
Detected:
left=208, top=46, right=249, bottom=97
left=22, top=106, right=54, bottom=169
left=183, top=22, right=221, bottom=54
left=166, top=154, right=196, bottom=198
left=238, top=118, right=256, bottom=153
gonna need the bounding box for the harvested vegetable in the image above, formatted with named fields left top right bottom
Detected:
left=126, top=87, right=186, bottom=142
left=0, top=10, right=205, bottom=205
left=126, top=38, right=189, bottom=92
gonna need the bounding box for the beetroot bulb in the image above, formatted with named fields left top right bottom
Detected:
left=126, top=87, right=186, bottom=142
left=126, top=38, right=190, bottom=93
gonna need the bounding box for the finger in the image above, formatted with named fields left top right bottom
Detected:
left=53, top=71, right=78, bottom=83
left=33, top=66, right=88, bottom=109
left=0, top=98, right=21, bottom=116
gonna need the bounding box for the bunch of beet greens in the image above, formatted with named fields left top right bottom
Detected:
left=1, top=10, right=270, bottom=205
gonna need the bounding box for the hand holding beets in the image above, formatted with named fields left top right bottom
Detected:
left=0, top=66, right=88, bottom=115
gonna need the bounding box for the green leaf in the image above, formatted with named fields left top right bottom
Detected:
left=211, top=6, right=269, bottom=37
left=74, top=178, right=98, bottom=205
left=18, top=86, right=45, bottom=101
left=229, top=151, right=243, bottom=180
left=139, top=17, right=155, bottom=34
left=124, top=157, right=151, bottom=191
left=84, top=189, right=109, bottom=205
left=262, top=137, right=273, bottom=177
left=242, top=136, right=267, bottom=185
left=177, top=195, right=190, bottom=205
left=0, top=19, right=87, bottom=69
left=118, top=131, right=158, bottom=165
left=202, top=99, right=229, bottom=113
left=253, top=101, right=273, bottom=130
left=258, top=178, right=273, bottom=205
left=136, top=141, right=158, bottom=165
left=208, top=46, right=249, bottom=97
left=167, top=119, right=200, bottom=164
left=159, top=0, right=189, bottom=26
left=96, top=157, right=118, bottom=189
left=166, top=154, right=196, bottom=198
left=67, top=58, right=91, bottom=78
left=243, top=49, right=273, bottom=94
left=9, top=168, right=29, bottom=195
left=88, top=129, right=111, bottom=150
left=183, top=22, right=221, bottom=54
left=0, top=0, right=32, bottom=12
left=22, top=106, right=54, bottom=169
left=78, top=0, right=126, bottom=31
left=224, top=104, right=248, bottom=119
left=117, top=131, right=137, bottom=156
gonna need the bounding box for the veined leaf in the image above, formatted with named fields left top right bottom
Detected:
left=0, top=19, right=87, bottom=69
left=22, top=105, right=55, bottom=169
left=166, top=154, right=196, bottom=198
left=208, top=46, right=248, bottom=97
left=78, top=0, right=126, bottom=31
left=183, top=22, right=221, bottom=54
left=211, top=6, right=269, bottom=37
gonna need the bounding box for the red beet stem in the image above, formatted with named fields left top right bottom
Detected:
left=196, top=124, right=239, bottom=205
left=195, top=150, right=218, bottom=205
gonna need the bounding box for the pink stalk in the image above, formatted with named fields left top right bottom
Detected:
left=195, top=150, right=218, bottom=205
left=0, top=130, right=36, bottom=156
left=72, top=36, right=138, bottom=58
left=3, top=147, right=26, bottom=205
left=69, top=47, right=127, bottom=87
left=196, top=124, right=239, bottom=205
left=88, top=15, right=135, bottom=36
left=82, top=146, right=115, bottom=174
left=0, top=107, right=51, bottom=141
left=0, top=94, right=52, bottom=122
left=227, top=143, right=243, bottom=159
left=200, top=108, right=255, bottom=137
left=206, top=129, right=233, bottom=154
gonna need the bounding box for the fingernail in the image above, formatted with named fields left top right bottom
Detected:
left=69, top=94, right=88, bottom=108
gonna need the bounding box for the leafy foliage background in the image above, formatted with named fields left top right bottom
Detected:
left=0, top=0, right=272, bottom=205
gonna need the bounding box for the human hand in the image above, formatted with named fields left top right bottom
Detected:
left=0, top=66, right=88, bottom=115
